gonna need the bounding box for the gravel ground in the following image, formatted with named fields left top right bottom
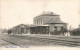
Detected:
left=0, top=34, right=64, bottom=47
left=0, top=33, right=80, bottom=47
left=0, top=39, right=15, bottom=46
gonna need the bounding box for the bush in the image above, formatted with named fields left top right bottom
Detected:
left=50, top=27, right=68, bottom=35
left=71, top=28, right=80, bottom=36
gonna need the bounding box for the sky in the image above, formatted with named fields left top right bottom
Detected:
left=0, top=0, right=80, bottom=29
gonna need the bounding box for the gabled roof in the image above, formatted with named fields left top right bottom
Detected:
left=13, top=24, right=27, bottom=27
left=9, top=24, right=29, bottom=30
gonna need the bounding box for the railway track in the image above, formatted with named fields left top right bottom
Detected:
left=26, top=36, right=80, bottom=47
left=1, top=34, right=80, bottom=47
left=1, top=39, right=20, bottom=46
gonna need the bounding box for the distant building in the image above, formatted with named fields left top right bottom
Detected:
left=8, top=24, right=29, bottom=34
left=33, top=11, right=67, bottom=34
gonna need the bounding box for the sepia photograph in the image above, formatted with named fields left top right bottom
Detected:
left=0, top=0, right=80, bottom=49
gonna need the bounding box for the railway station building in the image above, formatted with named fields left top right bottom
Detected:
left=8, top=11, right=67, bottom=35
left=33, top=11, right=67, bottom=35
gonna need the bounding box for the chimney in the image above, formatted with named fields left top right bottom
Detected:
left=43, top=11, right=53, bottom=14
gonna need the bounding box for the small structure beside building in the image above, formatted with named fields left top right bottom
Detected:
left=8, top=24, right=29, bottom=35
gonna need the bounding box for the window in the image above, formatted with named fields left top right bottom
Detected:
left=21, top=28, right=24, bottom=33
left=37, top=20, right=38, bottom=25
left=54, top=26, right=57, bottom=30
left=61, top=26, right=63, bottom=29
left=54, top=26, right=57, bottom=28
left=41, top=19, right=43, bottom=25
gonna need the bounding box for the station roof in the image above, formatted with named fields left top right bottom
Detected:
left=35, top=11, right=66, bottom=24
left=35, top=11, right=60, bottom=18
left=45, top=18, right=67, bottom=24
left=29, top=25, right=49, bottom=27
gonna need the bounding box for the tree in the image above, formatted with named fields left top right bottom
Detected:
left=60, top=27, right=68, bottom=35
